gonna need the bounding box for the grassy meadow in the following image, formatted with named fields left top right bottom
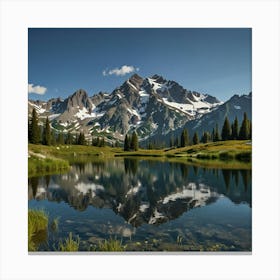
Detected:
left=28, top=140, right=252, bottom=176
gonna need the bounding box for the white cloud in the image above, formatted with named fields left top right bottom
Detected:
left=28, top=83, right=47, bottom=95
left=103, top=65, right=139, bottom=76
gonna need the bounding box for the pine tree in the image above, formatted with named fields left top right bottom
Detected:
left=28, top=118, right=32, bottom=143
left=221, top=116, right=231, bottom=141
left=50, top=131, right=56, bottom=145
left=77, top=132, right=86, bottom=145
left=100, top=137, right=105, bottom=147
left=169, top=134, right=175, bottom=148
left=57, top=133, right=64, bottom=145
left=249, top=120, right=252, bottom=139
left=131, top=131, right=139, bottom=151
left=75, top=133, right=79, bottom=145
left=239, top=112, right=250, bottom=140
left=124, top=134, right=130, bottom=151
left=211, top=128, right=215, bottom=142
left=174, top=137, right=179, bottom=148
left=42, top=117, right=51, bottom=145
left=201, top=131, right=210, bottom=143
left=66, top=132, right=73, bottom=145
left=92, top=137, right=96, bottom=146
left=180, top=128, right=189, bottom=147
left=231, top=117, right=239, bottom=140
left=30, top=108, right=40, bottom=144
left=193, top=132, right=199, bottom=145
left=214, top=123, right=220, bottom=142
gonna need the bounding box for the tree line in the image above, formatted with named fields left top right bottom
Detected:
left=29, top=108, right=251, bottom=149
left=168, top=112, right=252, bottom=148
left=124, top=131, right=139, bottom=151
left=29, top=108, right=99, bottom=146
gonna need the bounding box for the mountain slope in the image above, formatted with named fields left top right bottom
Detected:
left=28, top=74, right=229, bottom=142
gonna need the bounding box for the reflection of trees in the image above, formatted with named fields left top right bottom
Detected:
left=45, top=175, right=50, bottom=188
left=29, top=177, right=39, bottom=198
left=76, top=162, right=85, bottom=174
left=180, top=164, right=189, bottom=178
left=232, top=170, right=239, bottom=187
left=30, top=159, right=252, bottom=227
left=91, top=161, right=105, bottom=174
left=124, top=158, right=139, bottom=175
left=240, top=169, right=251, bottom=192
left=222, top=169, right=231, bottom=191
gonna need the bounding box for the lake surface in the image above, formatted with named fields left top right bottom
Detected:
left=28, top=158, right=252, bottom=252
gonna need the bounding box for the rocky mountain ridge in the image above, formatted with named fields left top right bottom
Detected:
left=28, top=74, right=250, bottom=143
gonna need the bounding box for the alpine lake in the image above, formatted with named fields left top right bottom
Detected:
left=28, top=157, right=252, bottom=252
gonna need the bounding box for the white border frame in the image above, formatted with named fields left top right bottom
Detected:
left=0, top=0, right=279, bottom=279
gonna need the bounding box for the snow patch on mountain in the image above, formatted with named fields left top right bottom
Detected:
left=74, top=182, right=104, bottom=197
left=161, top=182, right=213, bottom=205
left=149, top=209, right=165, bottom=224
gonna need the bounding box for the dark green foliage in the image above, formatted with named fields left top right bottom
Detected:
left=249, top=120, right=252, bottom=139
left=213, top=123, right=220, bottom=142
left=65, top=132, right=73, bottom=145
left=92, top=137, right=100, bottom=147
left=51, top=131, right=56, bottom=145
left=239, top=112, right=250, bottom=140
left=211, top=128, right=215, bottom=142
left=124, top=134, right=130, bottom=151
left=174, top=137, right=179, bottom=148
left=99, top=137, right=105, bottom=147
left=30, top=108, right=41, bottom=144
left=42, top=117, right=51, bottom=145
left=180, top=129, right=189, bottom=147
left=57, top=133, right=65, bottom=145
left=92, top=137, right=96, bottom=146
left=169, top=134, right=175, bottom=148
left=192, top=132, right=199, bottom=145
left=77, top=132, right=86, bottom=145
left=231, top=117, right=239, bottom=140
left=235, top=151, right=251, bottom=162
left=147, top=140, right=154, bottom=150
left=221, top=117, right=231, bottom=141
left=201, top=131, right=211, bottom=143
left=75, top=133, right=79, bottom=145
left=124, top=132, right=139, bottom=151
left=28, top=118, right=32, bottom=143
left=131, top=131, right=139, bottom=151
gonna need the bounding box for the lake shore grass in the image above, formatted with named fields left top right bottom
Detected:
left=56, top=232, right=80, bottom=252
left=28, top=154, right=70, bottom=177
left=28, top=209, right=48, bottom=251
left=28, top=140, right=251, bottom=176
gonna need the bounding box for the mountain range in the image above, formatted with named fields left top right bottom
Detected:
left=28, top=74, right=252, bottom=145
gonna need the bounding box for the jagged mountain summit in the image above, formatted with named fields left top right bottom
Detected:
left=28, top=74, right=225, bottom=142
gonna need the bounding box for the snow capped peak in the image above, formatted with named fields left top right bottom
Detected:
left=27, top=73, right=233, bottom=142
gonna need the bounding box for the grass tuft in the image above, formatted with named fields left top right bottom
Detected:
left=28, top=156, right=69, bottom=177
left=98, top=237, right=125, bottom=251
left=57, top=232, right=80, bottom=251
left=28, top=209, right=48, bottom=251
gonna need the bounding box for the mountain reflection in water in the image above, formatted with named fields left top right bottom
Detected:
left=28, top=158, right=251, bottom=228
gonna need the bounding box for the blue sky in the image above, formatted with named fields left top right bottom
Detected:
left=28, top=28, right=251, bottom=102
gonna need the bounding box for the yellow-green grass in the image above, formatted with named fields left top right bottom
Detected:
left=28, top=155, right=70, bottom=177
left=29, top=144, right=121, bottom=159
left=57, top=232, right=80, bottom=251
left=28, top=209, right=48, bottom=251
left=28, top=140, right=251, bottom=175
left=165, top=140, right=251, bottom=161
left=97, top=237, right=125, bottom=252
